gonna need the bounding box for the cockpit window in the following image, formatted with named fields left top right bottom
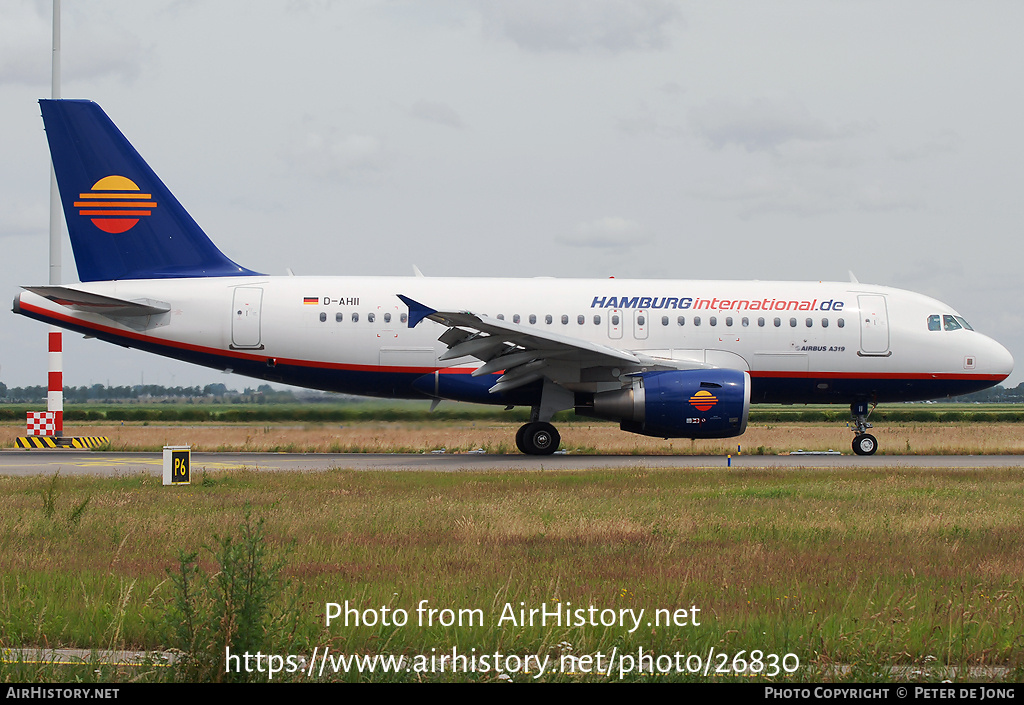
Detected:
left=954, top=316, right=973, bottom=331
left=943, top=315, right=962, bottom=331
left=928, top=315, right=941, bottom=331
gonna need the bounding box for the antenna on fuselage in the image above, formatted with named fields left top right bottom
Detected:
left=848, top=270, right=859, bottom=284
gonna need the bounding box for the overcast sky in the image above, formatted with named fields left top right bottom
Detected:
left=1, top=0, right=1021, bottom=390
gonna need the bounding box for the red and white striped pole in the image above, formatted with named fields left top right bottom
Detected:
left=48, top=0, right=63, bottom=437
left=48, top=330, right=63, bottom=436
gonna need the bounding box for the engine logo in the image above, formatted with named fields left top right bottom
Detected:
left=689, top=390, right=718, bottom=412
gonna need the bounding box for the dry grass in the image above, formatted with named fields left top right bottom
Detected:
left=3, top=419, right=1023, bottom=454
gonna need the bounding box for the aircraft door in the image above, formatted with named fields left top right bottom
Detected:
left=231, top=287, right=263, bottom=349
left=857, top=294, right=890, bottom=355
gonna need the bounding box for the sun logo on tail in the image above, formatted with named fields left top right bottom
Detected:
left=689, top=390, right=718, bottom=412
left=74, top=175, right=157, bottom=234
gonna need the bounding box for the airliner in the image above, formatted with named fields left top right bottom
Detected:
left=13, top=100, right=1014, bottom=455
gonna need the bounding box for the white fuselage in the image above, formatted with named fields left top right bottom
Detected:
left=16, top=275, right=1013, bottom=406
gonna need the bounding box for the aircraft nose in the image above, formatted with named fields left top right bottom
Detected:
left=981, top=335, right=1014, bottom=381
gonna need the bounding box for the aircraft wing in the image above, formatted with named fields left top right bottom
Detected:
left=399, top=294, right=651, bottom=394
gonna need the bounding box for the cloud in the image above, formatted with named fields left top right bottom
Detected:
left=479, top=0, right=680, bottom=53
left=854, top=184, right=922, bottom=213
left=284, top=128, right=386, bottom=182
left=889, top=130, right=962, bottom=162
left=557, top=217, right=651, bottom=248
left=693, top=172, right=921, bottom=220
left=689, top=98, right=864, bottom=154
left=409, top=99, right=467, bottom=130
left=0, top=199, right=47, bottom=239
left=616, top=113, right=685, bottom=139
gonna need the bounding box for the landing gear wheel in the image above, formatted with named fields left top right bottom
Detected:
left=515, top=424, right=528, bottom=454
left=852, top=433, right=877, bottom=456
left=517, top=422, right=560, bottom=455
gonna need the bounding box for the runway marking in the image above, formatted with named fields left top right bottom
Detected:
left=43, top=457, right=262, bottom=470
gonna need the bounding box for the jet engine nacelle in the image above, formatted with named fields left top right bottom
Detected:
left=578, top=369, right=751, bottom=439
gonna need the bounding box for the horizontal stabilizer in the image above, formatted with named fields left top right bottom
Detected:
left=23, top=286, right=170, bottom=317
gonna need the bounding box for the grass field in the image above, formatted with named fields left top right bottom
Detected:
left=2, top=463, right=1024, bottom=682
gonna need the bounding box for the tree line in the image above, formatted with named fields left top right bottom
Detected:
left=0, top=382, right=298, bottom=404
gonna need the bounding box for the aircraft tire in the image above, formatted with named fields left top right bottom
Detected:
left=515, top=424, right=528, bottom=454
left=852, top=433, right=878, bottom=456
left=519, top=422, right=560, bottom=455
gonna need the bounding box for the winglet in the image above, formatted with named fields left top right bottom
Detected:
left=397, top=294, right=436, bottom=328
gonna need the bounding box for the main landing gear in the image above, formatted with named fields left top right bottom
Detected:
left=515, top=422, right=561, bottom=455
left=514, top=380, right=571, bottom=455
left=850, top=400, right=877, bottom=456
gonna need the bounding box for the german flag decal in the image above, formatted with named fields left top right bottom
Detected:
left=75, top=175, right=156, bottom=234
left=303, top=297, right=319, bottom=305
left=689, top=390, right=718, bottom=412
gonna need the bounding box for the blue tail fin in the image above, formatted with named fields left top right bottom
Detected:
left=39, top=99, right=259, bottom=281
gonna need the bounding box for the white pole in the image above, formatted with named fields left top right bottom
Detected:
left=48, top=0, right=63, bottom=437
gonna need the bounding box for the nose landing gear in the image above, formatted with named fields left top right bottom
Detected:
left=850, top=400, right=877, bottom=456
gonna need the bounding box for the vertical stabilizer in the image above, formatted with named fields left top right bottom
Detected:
left=39, top=99, right=258, bottom=281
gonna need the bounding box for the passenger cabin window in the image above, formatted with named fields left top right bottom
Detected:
left=694, top=316, right=702, bottom=326
left=497, top=314, right=505, bottom=320
left=662, top=316, right=669, bottom=326
left=351, top=313, right=359, bottom=323
left=837, top=318, right=845, bottom=328
left=758, top=317, right=765, bottom=327
left=513, top=314, right=520, bottom=323
left=774, top=318, right=781, bottom=327
left=677, top=316, right=685, bottom=326
left=545, top=314, right=553, bottom=324
left=529, top=314, right=537, bottom=324
left=368, top=313, right=375, bottom=323
left=637, top=315, right=646, bottom=326
left=336, top=312, right=343, bottom=322
left=805, top=318, right=812, bottom=327
left=577, top=315, right=585, bottom=325
left=400, top=313, right=408, bottom=323
left=384, top=313, right=391, bottom=323
left=593, top=315, right=601, bottom=325
left=319, top=312, right=327, bottom=322
left=561, top=315, right=569, bottom=325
